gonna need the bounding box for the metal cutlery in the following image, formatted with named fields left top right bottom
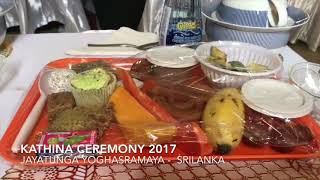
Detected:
left=87, top=42, right=159, bottom=50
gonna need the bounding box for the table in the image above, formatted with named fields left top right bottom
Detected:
left=0, top=32, right=318, bottom=179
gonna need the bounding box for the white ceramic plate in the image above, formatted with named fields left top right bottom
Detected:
left=241, top=79, right=314, bottom=119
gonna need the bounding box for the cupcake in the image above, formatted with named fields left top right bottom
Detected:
left=71, top=68, right=116, bottom=108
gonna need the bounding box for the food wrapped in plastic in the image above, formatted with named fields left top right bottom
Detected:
left=244, top=106, right=318, bottom=152
left=122, top=45, right=320, bottom=156
left=6, top=45, right=319, bottom=167
left=109, top=78, right=213, bottom=155
left=134, top=63, right=320, bottom=155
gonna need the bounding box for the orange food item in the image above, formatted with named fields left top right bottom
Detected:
left=121, top=122, right=177, bottom=145
left=117, top=68, right=177, bottom=123
left=110, top=87, right=157, bottom=124
left=110, top=87, right=176, bottom=144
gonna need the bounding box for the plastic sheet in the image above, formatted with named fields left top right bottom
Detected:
left=244, top=106, right=318, bottom=152
left=125, top=44, right=319, bottom=155
left=39, top=46, right=320, bottom=156
left=130, top=63, right=319, bottom=154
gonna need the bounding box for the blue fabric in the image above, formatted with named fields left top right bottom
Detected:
left=217, top=3, right=269, bottom=27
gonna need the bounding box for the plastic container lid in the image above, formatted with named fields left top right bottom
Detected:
left=241, top=79, right=314, bottom=119
left=145, top=46, right=198, bottom=68
left=290, top=62, right=320, bottom=98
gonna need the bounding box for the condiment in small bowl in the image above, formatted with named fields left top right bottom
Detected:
left=194, top=41, right=283, bottom=87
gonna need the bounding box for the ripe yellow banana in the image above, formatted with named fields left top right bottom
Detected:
left=202, top=88, right=245, bottom=154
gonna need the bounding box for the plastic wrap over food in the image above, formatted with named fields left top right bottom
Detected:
left=20, top=45, right=320, bottom=162
left=244, top=106, right=319, bottom=153
left=127, top=58, right=319, bottom=155
left=131, top=61, right=215, bottom=122
left=121, top=44, right=320, bottom=155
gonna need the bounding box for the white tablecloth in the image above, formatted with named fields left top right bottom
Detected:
left=0, top=32, right=307, bottom=177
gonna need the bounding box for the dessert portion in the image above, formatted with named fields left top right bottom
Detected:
left=71, top=68, right=116, bottom=108
left=130, top=59, right=216, bottom=122
left=47, top=69, right=76, bottom=93
left=71, top=60, right=112, bottom=73
left=45, top=62, right=117, bottom=141
left=131, top=59, right=216, bottom=92
left=145, top=83, right=211, bottom=122
left=244, top=106, right=314, bottom=149
left=47, top=92, right=76, bottom=122
left=110, top=87, right=176, bottom=145
left=121, top=122, right=177, bottom=145
left=131, top=59, right=193, bottom=82
left=47, top=106, right=113, bottom=136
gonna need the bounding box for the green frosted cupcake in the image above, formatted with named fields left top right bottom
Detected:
left=71, top=68, right=116, bottom=108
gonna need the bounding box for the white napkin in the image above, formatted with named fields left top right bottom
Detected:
left=91, top=27, right=159, bottom=46
left=66, top=27, right=159, bottom=56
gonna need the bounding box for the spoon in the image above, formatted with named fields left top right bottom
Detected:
left=87, top=42, right=159, bottom=50
left=11, top=68, right=75, bottom=153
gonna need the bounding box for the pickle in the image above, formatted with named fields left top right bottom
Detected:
left=229, top=61, right=247, bottom=72
left=210, top=47, right=227, bottom=59
left=247, top=63, right=269, bottom=73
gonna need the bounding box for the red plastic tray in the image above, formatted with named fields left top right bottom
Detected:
left=0, top=58, right=319, bottom=166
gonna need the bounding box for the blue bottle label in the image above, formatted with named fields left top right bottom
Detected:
left=165, top=18, right=202, bottom=45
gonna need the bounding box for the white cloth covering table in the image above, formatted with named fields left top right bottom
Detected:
left=0, top=32, right=317, bottom=179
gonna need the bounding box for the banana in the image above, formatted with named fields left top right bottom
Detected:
left=202, top=88, right=245, bottom=154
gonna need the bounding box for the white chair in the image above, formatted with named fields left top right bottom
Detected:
left=5, top=0, right=90, bottom=33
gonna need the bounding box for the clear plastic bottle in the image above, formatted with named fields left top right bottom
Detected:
left=159, top=0, right=202, bottom=45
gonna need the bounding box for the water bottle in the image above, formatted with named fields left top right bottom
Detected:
left=159, top=0, right=202, bottom=45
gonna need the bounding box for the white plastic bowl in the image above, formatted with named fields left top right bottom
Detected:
left=194, top=41, right=283, bottom=87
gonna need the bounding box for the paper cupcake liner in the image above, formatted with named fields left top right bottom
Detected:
left=71, top=73, right=117, bottom=108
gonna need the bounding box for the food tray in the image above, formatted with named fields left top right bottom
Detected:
left=0, top=58, right=319, bottom=166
